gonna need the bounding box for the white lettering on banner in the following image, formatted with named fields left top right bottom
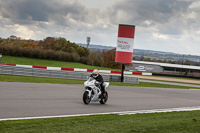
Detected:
left=135, top=66, right=146, bottom=72
left=116, top=37, right=134, bottom=52
left=135, top=66, right=154, bottom=72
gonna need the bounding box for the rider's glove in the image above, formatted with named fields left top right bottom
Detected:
left=95, top=81, right=100, bottom=86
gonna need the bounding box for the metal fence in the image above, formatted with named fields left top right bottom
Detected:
left=0, top=65, right=139, bottom=83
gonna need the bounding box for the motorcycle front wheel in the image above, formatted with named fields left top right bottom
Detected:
left=100, top=91, right=108, bottom=104
left=83, top=91, right=91, bottom=104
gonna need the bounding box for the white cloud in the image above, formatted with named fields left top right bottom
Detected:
left=4, top=24, right=36, bottom=39
left=189, top=1, right=200, bottom=8
left=80, top=0, right=123, bottom=9
left=152, top=33, right=169, bottom=39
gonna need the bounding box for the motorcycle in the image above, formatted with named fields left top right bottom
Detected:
left=83, top=77, right=109, bottom=104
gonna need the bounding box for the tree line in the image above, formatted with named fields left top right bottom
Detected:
left=0, top=36, right=125, bottom=69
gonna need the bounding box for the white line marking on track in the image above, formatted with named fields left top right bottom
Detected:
left=1, top=106, right=200, bottom=121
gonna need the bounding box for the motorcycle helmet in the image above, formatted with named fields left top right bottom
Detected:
left=92, top=69, right=99, bottom=78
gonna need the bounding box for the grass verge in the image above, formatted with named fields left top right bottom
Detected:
left=140, top=77, right=200, bottom=86
left=2, top=55, right=119, bottom=70
left=0, top=111, right=200, bottom=133
left=0, top=74, right=199, bottom=89
left=152, top=75, right=200, bottom=81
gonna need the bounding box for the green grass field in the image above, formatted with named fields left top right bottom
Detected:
left=1, top=111, right=200, bottom=133
left=139, top=76, right=200, bottom=85
left=1, top=55, right=119, bottom=70
left=148, top=75, right=200, bottom=81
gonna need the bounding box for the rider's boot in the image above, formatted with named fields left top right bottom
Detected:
left=99, top=91, right=105, bottom=99
left=101, top=86, right=106, bottom=98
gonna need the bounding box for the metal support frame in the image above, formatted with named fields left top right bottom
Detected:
left=121, top=64, right=125, bottom=82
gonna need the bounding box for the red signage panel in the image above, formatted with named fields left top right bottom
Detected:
left=115, top=24, right=135, bottom=64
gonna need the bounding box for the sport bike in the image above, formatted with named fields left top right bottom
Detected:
left=83, top=77, right=109, bottom=104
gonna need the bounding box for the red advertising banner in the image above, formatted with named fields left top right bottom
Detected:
left=115, top=24, right=135, bottom=64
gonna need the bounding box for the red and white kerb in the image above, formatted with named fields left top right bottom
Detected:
left=115, top=24, right=135, bottom=64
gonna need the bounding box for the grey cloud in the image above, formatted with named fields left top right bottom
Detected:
left=0, top=0, right=88, bottom=25
left=0, top=0, right=197, bottom=29
left=0, top=0, right=112, bottom=33
left=110, top=0, right=195, bottom=36
left=0, top=0, right=51, bottom=21
left=111, top=0, right=193, bottom=24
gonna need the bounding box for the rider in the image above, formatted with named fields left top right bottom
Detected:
left=90, top=69, right=105, bottom=97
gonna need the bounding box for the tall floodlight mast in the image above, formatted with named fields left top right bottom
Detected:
left=86, top=37, right=90, bottom=48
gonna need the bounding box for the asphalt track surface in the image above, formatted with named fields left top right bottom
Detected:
left=0, top=82, right=200, bottom=119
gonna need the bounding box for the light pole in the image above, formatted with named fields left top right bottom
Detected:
left=182, top=55, right=185, bottom=75
left=86, top=37, right=90, bottom=48
left=182, top=55, right=185, bottom=66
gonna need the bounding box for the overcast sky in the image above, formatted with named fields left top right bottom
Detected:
left=0, top=0, right=200, bottom=55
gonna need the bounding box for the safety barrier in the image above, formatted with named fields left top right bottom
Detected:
left=0, top=64, right=139, bottom=83
left=0, top=63, right=152, bottom=75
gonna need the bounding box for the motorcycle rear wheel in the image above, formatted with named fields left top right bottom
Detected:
left=83, top=91, right=91, bottom=104
left=100, top=91, right=108, bottom=104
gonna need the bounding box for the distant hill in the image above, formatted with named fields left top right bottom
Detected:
left=77, top=43, right=200, bottom=63
left=77, top=43, right=114, bottom=50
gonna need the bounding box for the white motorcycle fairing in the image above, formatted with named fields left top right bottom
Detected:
left=83, top=77, right=109, bottom=104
